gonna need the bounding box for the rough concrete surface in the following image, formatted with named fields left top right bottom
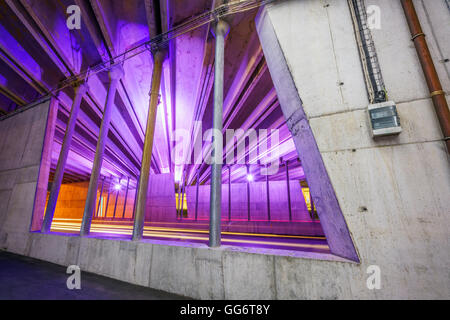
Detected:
left=0, top=250, right=187, bottom=300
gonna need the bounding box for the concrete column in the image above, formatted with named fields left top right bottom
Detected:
left=209, top=20, right=230, bottom=248
left=132, top=50, right=166, bottom=241
left=41, top=82, right=88, bottom=233
left=80, top=65, right=124, bottom=236
left=95, top=176, right=105, bottom=218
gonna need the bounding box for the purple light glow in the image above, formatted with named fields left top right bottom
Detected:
left=246, top=174, right=254, bottom=182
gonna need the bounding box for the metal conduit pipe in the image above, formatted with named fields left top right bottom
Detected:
left=401, top=0, right=450, bottom=154
left=348, top=0, right=387, bottom=103
left=209, top=19, right=230, bottom=247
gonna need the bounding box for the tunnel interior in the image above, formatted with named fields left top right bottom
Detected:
left=0, top=0, right=329, bottom=254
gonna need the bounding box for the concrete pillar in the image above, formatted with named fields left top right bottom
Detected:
left=96, top=176, right=105, bottom=218
left=80, top=65, right=124, bottom=236
left=209, top=20, right=230, bottom=248
left=41, top=82, right=88, bottom=233
left=132, top=50, right=166, bottom=241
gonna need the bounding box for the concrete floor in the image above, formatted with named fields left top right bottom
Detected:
left=0, top=251, right=189, bottom=300
left=50, top=219, right=330, bottom=253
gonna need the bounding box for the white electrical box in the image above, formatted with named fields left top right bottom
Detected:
left=368, top=101, right=402, bottom=137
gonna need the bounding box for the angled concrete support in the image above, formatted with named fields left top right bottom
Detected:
left=209, top=20, right=230, bottom=247
left=132, top=50, right=166, bottom=241
left=256, top=5, right=359, bottom=261
left=41, top=83, right=88, bottom=233
left=80, top=65, right=124, bottom=236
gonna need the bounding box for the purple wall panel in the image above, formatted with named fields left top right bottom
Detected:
left=268, top=181, right=289, bottom=221
left=144, top=173, right=177, bottom=222
left=185, top=182, right=324, bottom=236
left=185, top=181, right=311, bottom=222
left=249, top=183, right=268, bottom=221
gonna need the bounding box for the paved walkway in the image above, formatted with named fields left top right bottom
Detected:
left=0, top=251, right=188, bottom=300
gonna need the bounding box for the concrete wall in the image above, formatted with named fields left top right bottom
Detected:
left=254, top=0, right=450, bottom=299
left=52, top=181, right=90, bottom=219
left=0, top=98, right=54, bottom=250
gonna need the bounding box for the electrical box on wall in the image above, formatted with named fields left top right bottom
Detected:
left=368, top=101, right=402, bottom=137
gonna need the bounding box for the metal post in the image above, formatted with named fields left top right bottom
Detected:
left=246, top=164, right=251, bottom=221
left=209, top=20, right=229, bottom=248
left=121, top=176, right=130, bottom=219
left=195, top=170, right=200, bottom=221
left=41, top=82, right=88, bottom=233
left=80, top=65, right=123, bottom=236
left=285, top=160, right=292, bottom=221
left=96, top=176, right=105, bottom=218
left=266, top=164, right=271, bottom=221
left=132, top=50, right=166, bottom=241
left=228, top=166, right=231, bottom=221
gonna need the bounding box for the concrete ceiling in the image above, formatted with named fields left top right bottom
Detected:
left=0, top=0, right=304, bottom=187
